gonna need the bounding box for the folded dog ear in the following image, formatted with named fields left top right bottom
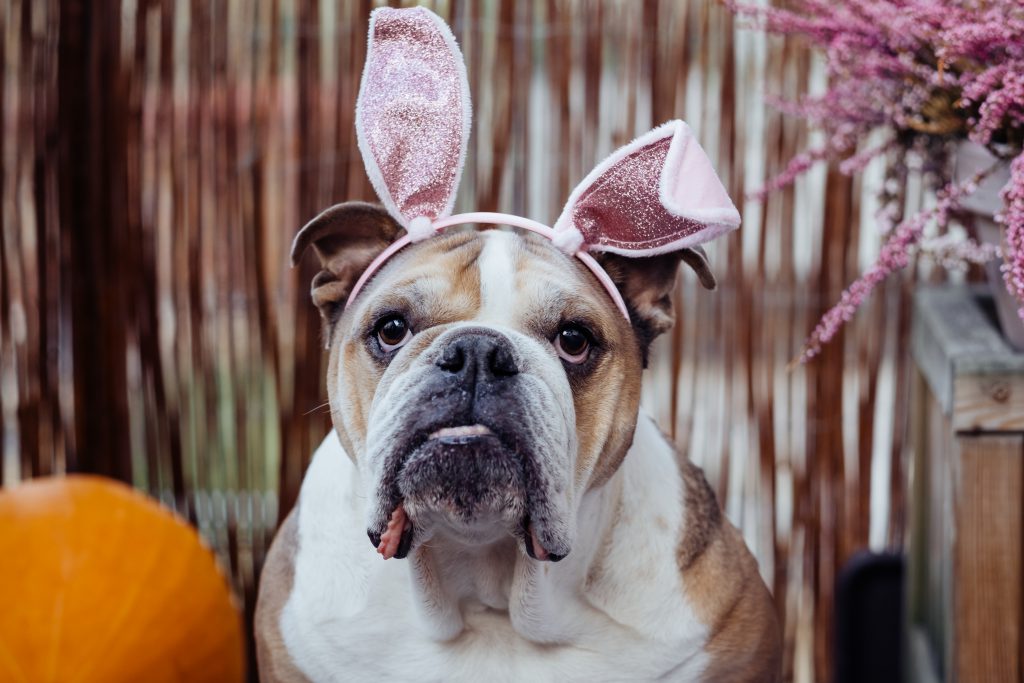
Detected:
left=291, top=202, right=403, bottom=327
left=680, top=245, right=717, bottom=291
left=356, top=7, right=471, bottom=241
left=597, top=246, right=716, bottom=365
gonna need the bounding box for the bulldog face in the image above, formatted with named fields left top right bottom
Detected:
left=292, top=202, right=715, bottom=563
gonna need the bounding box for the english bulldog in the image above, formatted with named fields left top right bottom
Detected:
left=255, top=6, right=780, bottom=681
left=254, top=203, right=781, bottom=681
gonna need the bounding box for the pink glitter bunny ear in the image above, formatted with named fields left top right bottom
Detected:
left=552, top=120, right=740, bottom=256
left=356, top=7, right=470, bottom=242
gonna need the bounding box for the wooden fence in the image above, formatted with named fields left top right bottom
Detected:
left=1, top=1, right=921, bottom=680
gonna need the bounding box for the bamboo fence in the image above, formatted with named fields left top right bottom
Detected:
left=1, top=1, right=924, bottom=680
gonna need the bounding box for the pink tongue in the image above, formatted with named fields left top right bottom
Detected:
left=528, top=523, right=550, bottom=561
left=378, top=504, right=408, bottom=560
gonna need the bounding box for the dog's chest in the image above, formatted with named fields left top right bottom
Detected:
left=283, top=590, right=704, bottom=682
left=279, top=429, right=711, bottom=682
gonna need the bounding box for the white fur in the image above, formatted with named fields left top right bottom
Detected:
left=477, top=231, right=518, bottom=321
left=281, top=413, right=710, bottom=682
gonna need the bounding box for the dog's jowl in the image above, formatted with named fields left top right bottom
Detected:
left=255, top=7, right=781, bottom=682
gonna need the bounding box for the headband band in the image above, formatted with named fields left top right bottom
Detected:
left=345, top=7, right=741, bottom=321
left=346, top=212, right=632, bottom=320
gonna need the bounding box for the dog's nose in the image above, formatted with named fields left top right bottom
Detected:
left=436, top=332, right=519, bottom=381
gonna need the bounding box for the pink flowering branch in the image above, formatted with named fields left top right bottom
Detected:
left=797, top=170, right=993, bottom=363
left=838, top=139, right=897, bottom=175
left=729, top=0, right=1024, bottom=361
left=747, top=148, right=831, bottom=202
left=999, top=153, right=1024, bottom=321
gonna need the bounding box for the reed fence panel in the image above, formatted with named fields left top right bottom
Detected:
left=1, top=1, right=923, bottom=680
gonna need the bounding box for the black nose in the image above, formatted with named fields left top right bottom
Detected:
left=436, top=332, right=519, bottom=382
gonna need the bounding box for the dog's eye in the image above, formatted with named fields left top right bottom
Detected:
left=554, top=324, right=591, bottom=364
left=375, top=315, right=413, bottom=352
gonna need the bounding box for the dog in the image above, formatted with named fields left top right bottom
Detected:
left=255, top=203, right=781, bottom=681
left=255, top=7, right=780, bottom=681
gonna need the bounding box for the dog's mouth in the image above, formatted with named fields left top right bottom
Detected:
left=367, top=423, right=564, bottom=563
left=371, top=504, right=556, bottom=562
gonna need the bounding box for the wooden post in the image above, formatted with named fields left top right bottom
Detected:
left=908, top=285, right=1024, bottom=683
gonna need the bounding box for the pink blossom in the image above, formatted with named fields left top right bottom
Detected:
left=999, top=153, right=1024, bottom=321
left=799, top=175, right=984, bottom=362
left=798, top=217, right=923, bottom=363
left=839, top=139, right=896, bottom=176
left=747, top=148, right=831, bottom=201
left=967, top=66, right=1024, bottom=146
left=919, top=235, right=1002, bottom=269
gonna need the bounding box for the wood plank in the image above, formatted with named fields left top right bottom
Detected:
left=908, top=371, right=955, bottom=682
left=912, top=285, right=1024, bottom=417
left=953, top=435, right=1024, bottom=683
left=930, top=389, right=956, bottom=682
left=907, top=369, right=929, bottom=628
left=952, top=374, right=1024, bottom=432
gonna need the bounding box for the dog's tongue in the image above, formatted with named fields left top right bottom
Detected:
left=378, top=504, right=410, bottom=560
left=528, top=523, right=550, bottom=561
left=378, top=505, right=553, bottom=562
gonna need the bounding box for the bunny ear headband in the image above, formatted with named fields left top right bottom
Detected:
left=350, top=6, right=741, bottom=321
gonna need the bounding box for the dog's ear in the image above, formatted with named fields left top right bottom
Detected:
left=680, top=245, right=717, bottom=291
left=597, top=246, right=715, bottom=364
left=291, top=202, right=403, bottom=324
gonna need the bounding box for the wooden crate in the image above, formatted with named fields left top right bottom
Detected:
left=908, top=285, right=1024, bottom=683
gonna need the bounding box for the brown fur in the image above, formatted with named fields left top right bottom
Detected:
left=677, top=463, right=782, bottom=682
left=255, top=510, right=310, bottom=683
left=597, top=247, right=714, bottom=367
left=677, top=459, right=723, bottom=571
left=291, top=202, right=403, bottom=334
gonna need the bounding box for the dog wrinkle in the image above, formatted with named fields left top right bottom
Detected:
left=409, top=546, right=465, bottom=640
left=342, top=231, right=483, bottom=331
left=358, top=321, right=577, bottom=557
left=334, top=322, right=453, bottom=473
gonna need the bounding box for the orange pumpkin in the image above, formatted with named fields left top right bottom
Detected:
left=0, top=475, right=245, bottom=683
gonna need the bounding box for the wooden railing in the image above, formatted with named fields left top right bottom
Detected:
left=908, top=285, right=1024, bottom=682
